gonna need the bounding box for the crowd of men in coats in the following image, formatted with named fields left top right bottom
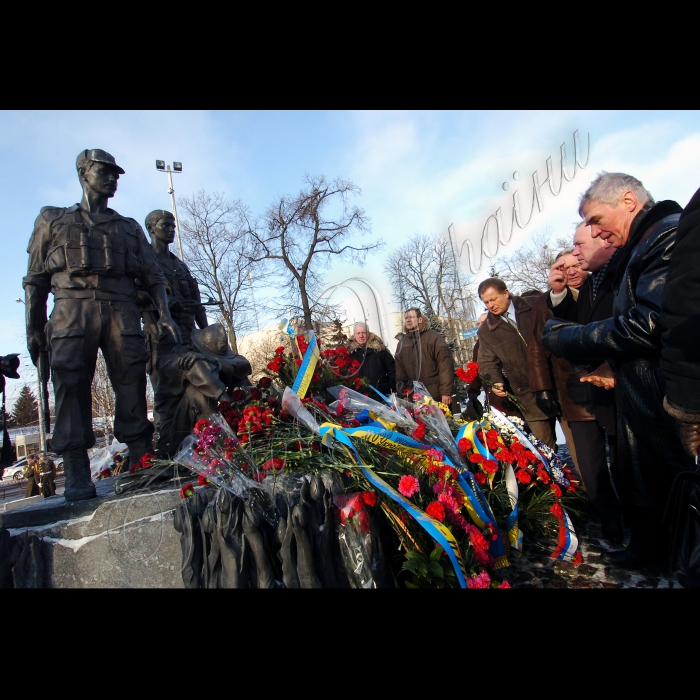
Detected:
left=473, top=172, right=700, bottom=583
left=349, top=171, right=699, bottom=584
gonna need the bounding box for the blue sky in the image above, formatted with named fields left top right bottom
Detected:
left=2, top=109, right=699, bottom=405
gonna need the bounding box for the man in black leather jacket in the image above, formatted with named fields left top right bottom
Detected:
left=660, top=185, right=700, bottom=459
left=543, top=172, right=695, bottom=569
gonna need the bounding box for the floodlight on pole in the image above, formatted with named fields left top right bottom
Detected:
left=155, top=160, right=184, bottom=261
left=15, top=297, right=47, bottom=452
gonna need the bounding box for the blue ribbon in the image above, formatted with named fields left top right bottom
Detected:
left=319, top=424, right=469, bottom=588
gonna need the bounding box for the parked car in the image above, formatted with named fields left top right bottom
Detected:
left=2, top=458, right=28, bottom=481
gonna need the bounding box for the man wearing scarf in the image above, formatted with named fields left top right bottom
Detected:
left=542, top=172, right=695, bottom=569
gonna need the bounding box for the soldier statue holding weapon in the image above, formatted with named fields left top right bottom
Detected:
left=23, top=149, right=181, bottom=501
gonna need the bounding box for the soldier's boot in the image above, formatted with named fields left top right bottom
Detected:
left=63, top=448, right=97, bottom=502
left=128, top=435, right=155, bottom=470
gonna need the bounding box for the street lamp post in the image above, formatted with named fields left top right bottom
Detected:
left=156, top=160, right=184, bottom=261
left=15, top=298, right=47, bottom=453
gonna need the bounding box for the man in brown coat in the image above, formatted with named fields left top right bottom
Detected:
left=477, top=278, right=557, bottom=448
left=395, top=308, right=454, bottom=404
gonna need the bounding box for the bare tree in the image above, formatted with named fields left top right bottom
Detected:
left=491, top=227, right=570, bottom=295
left=177, top=190, right=264, bottom=353
left=383, top=232, right=479, bottom=364
left=253, top=175, right=381, bottom=330
left=92, top=350, right=116, bottom=440
left=238, top=330, right=284, bottom=382
left=383, top=232, right=476, bottom=319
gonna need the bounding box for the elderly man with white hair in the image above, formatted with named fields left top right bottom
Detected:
left=347, top=321, right=396, bottom=396
left=543, top=172, right=695, bottom=570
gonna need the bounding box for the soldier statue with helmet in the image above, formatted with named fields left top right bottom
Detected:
left=23, top=149, right=181, bottom=502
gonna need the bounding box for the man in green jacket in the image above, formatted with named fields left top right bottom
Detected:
left=395, top=308, right=454, bottom=404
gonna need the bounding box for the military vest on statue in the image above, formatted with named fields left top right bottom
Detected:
left=27, top=204, right=158, bottom=301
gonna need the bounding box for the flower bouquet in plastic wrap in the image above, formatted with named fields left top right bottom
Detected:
left=410, top=382, right=465, bottom=467
left=173, top=412, right=277, bottom=524
left=326, top=385, right=417, bottom=431
left=333, top=491, right=377, bottom=588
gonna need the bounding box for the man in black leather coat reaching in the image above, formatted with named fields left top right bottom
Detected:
left=543, top=172, right=695, bottom=570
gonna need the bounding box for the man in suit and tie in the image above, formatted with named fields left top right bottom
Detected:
left=476, top=278, right=558, bottom=448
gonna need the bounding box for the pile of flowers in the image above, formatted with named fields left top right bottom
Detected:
left=170, top=338, right=586, bottom=588
left=266, top=335, right=370, bottom=397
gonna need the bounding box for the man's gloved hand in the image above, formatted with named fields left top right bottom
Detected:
left=542, top=318, right=578, bottom=357
left=678, top=420, right=700, bottom=458
left=535, top=390, right=561, bottom=416
left=465, top=392, right=484, bottom=420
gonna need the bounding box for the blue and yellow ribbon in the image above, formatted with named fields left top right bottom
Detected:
left=291, top=332, right=320, bottom=399
left=456, top=421, right=517, bottom=561
left=319, top=422, right=469, bottom=588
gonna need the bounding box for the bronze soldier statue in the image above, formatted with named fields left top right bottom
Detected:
left=140, top=209, right=208, bottom=424
left=155, top=323, right=252, bottom=457
left=23, top=149, right=181, bottom=501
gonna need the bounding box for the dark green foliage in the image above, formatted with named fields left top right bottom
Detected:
left=11, top=385, right=38, bottom=427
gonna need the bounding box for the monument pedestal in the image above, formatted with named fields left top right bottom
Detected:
left=0, top=475, right=190, bottom=588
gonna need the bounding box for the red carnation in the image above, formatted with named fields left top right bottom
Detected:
left=262, top=457, right=285, bottom=471
left=549, top=502, right=563, bottom=519
left=425, top=501, right=446, bottom=522
left=295, top=359, right=302, bottom=367
left=197, top=474, right=209, bottom=486
left=398, top=475, right=420, bottom=498
left=536, top=469, right=551, bottom=484
left=275, top=346, right=285, bottom=355
left=515, top=469, right=531, bottom=484
left=474, top=471, right=487, bottom=486
left=412, top=422, right=427, bottom=440
left=458, top=438, right=473, bottom=455
left=362, top=491, right=377, bottom=507
left=469, top=453, right=484, bottom=464
left=259, top=376, right=272, bottom=388
left=482, top=459, right=499, bottom=475
left=180, top=483, right=195, bottom=499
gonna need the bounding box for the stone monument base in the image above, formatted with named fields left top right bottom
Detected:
left=0, top=475, right=189, bottom=588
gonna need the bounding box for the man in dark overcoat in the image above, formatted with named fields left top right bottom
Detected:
left=531, top=225, right=624, bottom=542
left=347, top=322, right=395, bottom=395
left=543, top=172, right=695, bottom=568
left=660, top=185, right=700, bottom=459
